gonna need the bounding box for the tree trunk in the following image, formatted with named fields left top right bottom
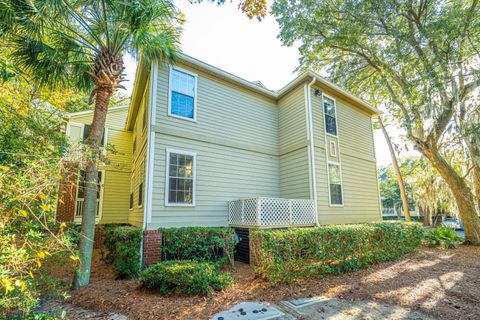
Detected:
left=379, top=117, right=411, bottom=221
left=72, top=88, right=112, bottom=289
left=421, top=146, right=480, bottom=245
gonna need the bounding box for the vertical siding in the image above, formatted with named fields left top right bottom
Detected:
left=69, top=107, right=132, bottom=224
left=311, top=86, right=381, bottom=224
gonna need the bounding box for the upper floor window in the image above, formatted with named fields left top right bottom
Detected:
left=169, top=68, right=197, bottom=121
left=323, top=96, right=337, bottom=136
left=165, top=149, right=196, bottom=206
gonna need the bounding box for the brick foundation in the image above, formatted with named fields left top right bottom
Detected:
left=56, top=162, right=78, bottom=222
left=143, top=230, right=162, bottom=266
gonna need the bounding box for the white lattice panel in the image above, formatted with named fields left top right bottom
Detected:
left=291, top=199, right=316, bottom=225
left=228, top=197, right=316, bottom=228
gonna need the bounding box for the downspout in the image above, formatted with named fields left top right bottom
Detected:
left=305, top=77, right=320, bottom=227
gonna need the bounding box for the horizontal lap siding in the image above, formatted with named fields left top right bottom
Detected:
left=150, top=63, right=280, bottom=229
left=129, top=88, right=149, bottom=227
left=278, top=85, right=310, bottom=199
left=155, top=64, right=278, bottom=154
left=149, top=134, right=280, bottom=229
left=311, top=85, right=381, bottom=224
left=70, top=108, right=132, bottom=224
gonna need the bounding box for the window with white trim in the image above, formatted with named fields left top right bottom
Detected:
left=138, top=161, right=145, bottom=207
left=323, top=96, right=337, bottom=136
left=328, top=163, right=343, bottom=205
left=169, top=68, right=196, bottom=120
left=129, top=175, right=134, bottom=209
left=166, top=150, right=195, bottom=205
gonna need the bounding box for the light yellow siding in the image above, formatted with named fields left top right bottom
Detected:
left=129, top=85, right=150, bottom=227
left=69, top=107, right=132, bottom=224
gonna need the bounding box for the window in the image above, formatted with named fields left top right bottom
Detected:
left=83, top=124, right=106, bottom=146
left=323, top=96, right=337, bottom=136
left=142, top=101, right=147, bottom=131
left=165, top=149, right=196, bottom=206
left=329, top=140, right=337, bottom=157
left=169, top=68, right=197, bottom=120
left=129, top=176, right=134, bottom=209
left=138, top=161, right=145, bottom=207
left=328, top=163, right=343, bottom=205
left=133, top=135, right=137, bottom=154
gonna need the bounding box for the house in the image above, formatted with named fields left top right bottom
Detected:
left=56, top=54, right=382, bottom=263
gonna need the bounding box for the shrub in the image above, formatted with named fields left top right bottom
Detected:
left=139, top=260, right=234, bottom=296
left=159, top=227, right=238, bottom=266
left=250, top=222, right=423, bottom=284
left=424, top=226, right=463, bottom=248
left=103, top=225, right=143, bottom=278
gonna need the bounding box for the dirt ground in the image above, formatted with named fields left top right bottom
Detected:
left=67, top=246, right=480, bottom=320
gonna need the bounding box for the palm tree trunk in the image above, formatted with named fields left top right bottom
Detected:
left=379, top=117, right=411, bottom=222
left=73, top=88, right=112, bottom=289
left=421, top=146, right=480, bottom=245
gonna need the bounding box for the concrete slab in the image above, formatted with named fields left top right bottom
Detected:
left=280, top=297, right=434, bottom=320
left=210, top=302, right=294, bottom=320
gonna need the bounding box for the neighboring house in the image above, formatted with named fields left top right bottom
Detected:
left=56, top=54, right=381, bottom=262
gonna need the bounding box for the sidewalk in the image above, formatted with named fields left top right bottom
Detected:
left=211, top=297, right=433, bottom=320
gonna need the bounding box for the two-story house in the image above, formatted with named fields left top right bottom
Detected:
left=56, top=54, right=381, bottom=263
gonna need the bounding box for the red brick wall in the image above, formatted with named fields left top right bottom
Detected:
left=56, top=162, right=78, bottom=223
left=143, top=230, right=162, bottom=266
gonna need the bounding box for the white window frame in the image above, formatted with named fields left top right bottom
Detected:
left=129, top=174, right=134, bottom=210
left=138, top=160, right=145, bottom=208
left=164, top=148, right=197, bottom=207
left=322, top=94, right=339, bottom=138
left=167, top=66, right=198, bottom=122
left=326, top=161, right=344, bottom=207
left=74, top=169, right=105, bottom=223
left=329, top=140, right=337, bottom=158
left=66, top=122, right=108, bottom=154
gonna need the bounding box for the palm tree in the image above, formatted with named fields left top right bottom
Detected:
left=1, top=0, right=181, bottom=288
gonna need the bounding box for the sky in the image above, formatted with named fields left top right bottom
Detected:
left=123, top=0, right=394, bottom=167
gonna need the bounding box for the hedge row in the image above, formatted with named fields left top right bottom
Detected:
left=250, top=222, right=423, bottom=284
left=159, top=227, right=237, bottom=266
left=103, top=225, right=143, bottom=278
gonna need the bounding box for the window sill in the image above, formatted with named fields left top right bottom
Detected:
left=164, top=203, right=195, bottom=207
left=167, top=113, right=196, bottom=123
left=329, top=204, right=344, bottom=208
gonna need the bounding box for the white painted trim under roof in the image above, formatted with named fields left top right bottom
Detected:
left=176, top=53, right=380, bottom=115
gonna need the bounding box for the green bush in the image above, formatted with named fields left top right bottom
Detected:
left=251, top=222, right=424, bottom=284
left=424, top=226, right=463, bottom=248
left=139, top=260, right=234, bottom=296
left=159, top=227, right=238, bottom=266
left=103, top=225, right=143, bottom=278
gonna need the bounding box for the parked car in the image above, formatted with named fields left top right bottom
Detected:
left=443, top=218, right=464, bottom=230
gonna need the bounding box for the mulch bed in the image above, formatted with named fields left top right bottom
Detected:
left=67, top=246, right=480, bottom=320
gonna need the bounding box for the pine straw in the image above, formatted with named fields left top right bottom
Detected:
left=68, top=246, right=480, bottom=320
